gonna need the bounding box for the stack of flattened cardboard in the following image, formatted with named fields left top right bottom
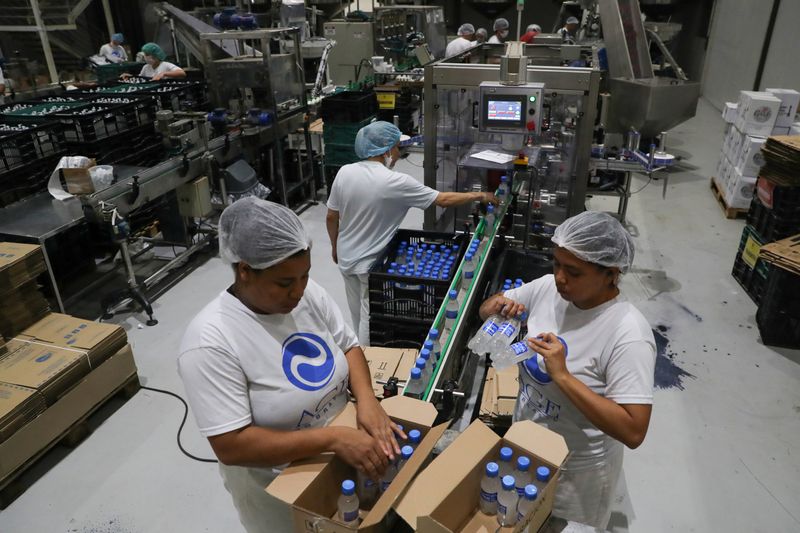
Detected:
left=760, top=136, right=800, bottom=187
left=16, top=313, right=127, bottom=369
left=479, top=366, right=519, bottom=430
left=0, top=243, right=49, bottom=338
left=0, top=382, right=46, bottom=444
left=760, top=234, right=800, bottom=275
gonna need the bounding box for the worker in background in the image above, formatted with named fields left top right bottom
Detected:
left=487, top=18, right=510, bottom=44
left=445, top=23, right=477, bottom=57
left=327, top=122, right=498, bottom=346
left=0, top=64, right=5, bottom=105
left=98, top=33, right=128, bottom=64
left=478, top=211, right=655, bottom=529
left=125, top=42, right=186, bottom=80
left=475, top=27, right=489, bottom=44
left=178, top=198, right=402, bottom=533
left=520, top=24, right=542, bottom=44
left=559, top=16, right=580, bottom=44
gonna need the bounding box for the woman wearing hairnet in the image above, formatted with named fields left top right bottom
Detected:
left=478, top=211, right=656, bottom=528
left=132, top=42, right=186, bottom=80
left=178, top=198, right=402, bottom=532
left=445, top=23, right=478, bottom=58
left=327, top=121, right=497, bottom=345
left=487, top=18, right=510, bottom=44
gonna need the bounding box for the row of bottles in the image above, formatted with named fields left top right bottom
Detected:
left=356, top=426, right=423, bottom=508
left=479, top=446, right=551, bottom=527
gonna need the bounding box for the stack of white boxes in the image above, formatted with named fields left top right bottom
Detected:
left=716, top=88, right=800, bottom=209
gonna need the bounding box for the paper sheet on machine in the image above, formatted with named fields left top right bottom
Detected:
left=470, top=150, right=516, bottom=164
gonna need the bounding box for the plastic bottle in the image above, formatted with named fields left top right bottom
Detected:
left=498, top=446, right=514, bottom=478
left=415, top=357, right=430, bottom=383
left=405, top=367, right=425, bottom=398
left=461, top=253, right=476, bottom=290
left=356, top=471, right=378, bottom=509
left=485, top=204, right=496, bottom=229
left=407, top=429, right=422, bottom=451
left=337, top=479, right=360, bottom=526
left=514, top=456, right=532, bottom=496
left=379, top=462, right=397, bottom=493
left=487, top=312, right=528, bottom=354
left=444, top=289, right=460, bottom=332
left=497, top=475, right=519, bottom=526
left=467, top=314, right=502, bottom=355
left=493, top=341, right=536, bottom=370
left=497, top=175, right=510, bottom=198
left=479, top=462, right=500, bottom=515
left=515, top=278, right=524, bottom=288
left=395, top=445, right=414, bottom=474
left=536, top=466, right=551, bottom=486
left=516, top=484, right=538, bottom=524
left=429, top=329, right=442, bottom=361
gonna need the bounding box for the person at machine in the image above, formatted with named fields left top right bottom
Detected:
left=478, top=211, right=656, bottom=528
left=559, top=16, right=580, bottom=44
left=178, top=198, right=401, bottom=533
left=129, top=42, right=186, bottom=80
left=520, top=24, right=542, bottom=44
left=445, top=23, right=477, bottom=57
left=475, top=27, right=489, bottom=44
left=98, top=33, right=128, bottom=64
left=326, top=122, right=498, bottom=346
left=487, top=18, right=510, bottom=44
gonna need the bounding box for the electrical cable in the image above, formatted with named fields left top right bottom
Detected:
left=630, top=175, right=653, bottom=195
left=140, top=385, right=218, bottom=463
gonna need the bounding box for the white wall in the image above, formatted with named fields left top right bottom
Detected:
left=758, top=0, right=800, bottom=92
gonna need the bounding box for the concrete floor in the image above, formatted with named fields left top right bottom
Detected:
left=1, top=97, right=799, bottom=532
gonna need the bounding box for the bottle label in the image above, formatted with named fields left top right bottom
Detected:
left=381, top=480, right=391, bottom=492
left=446, top=310, right=458, bottom=319
left=501, top=324, right=517, bottom=337
left=516, top=486, right=525, bottom=496
left=343, top=509, right=359, bottom=523
left=482, top=321, right=499, bottom=336
left=497, top=503, right=507, bottom=515
left=480, top=489, right=497, bottom=503
left=511, top=342, right=528, bottom=356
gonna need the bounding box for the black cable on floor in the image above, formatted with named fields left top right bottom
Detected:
left=140, top=385, right=219, bottom=464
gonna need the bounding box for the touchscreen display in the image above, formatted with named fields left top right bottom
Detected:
left=487, top=100, right=522, bottom=121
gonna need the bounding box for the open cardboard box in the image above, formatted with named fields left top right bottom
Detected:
left=363, top=347, right=419, bottom=398
left=268, top=395, right=447, bottom=532
left=395, top=419, right=568, bottom=533
left=60, top=158, right=97, bottom=195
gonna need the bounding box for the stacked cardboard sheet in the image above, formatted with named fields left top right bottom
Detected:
left=0, top=382, right=46, bottom=444
left=0, top=243, right=49, bottom=338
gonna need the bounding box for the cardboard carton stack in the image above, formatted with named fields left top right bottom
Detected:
left=716, top=88, right=799, bottom=210
left=0, top=243, right=50, bottom=338
left=0, top=382, right=46, bottom=445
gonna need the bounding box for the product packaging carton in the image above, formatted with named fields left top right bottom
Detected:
left=735, top=91, right=781, bottom=137
left=766, top=88, right=800, bottom=128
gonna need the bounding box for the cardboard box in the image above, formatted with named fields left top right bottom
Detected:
left=267, top=396, right=447, bottom=532
left=0, top=344, right=137, bottom=482
left=734, top=135, right=766, bottom=176
left=0, top=382, right=46, bottom=445
left=395, top=419, right=568, bottom=533
left=0, top=242, right=45, bottom=293
left=771, top=126, right=791, bottom=136
left=766, top=88, right=800, bottom=127
left=722, top=102, right=737, bottom=124
left=363, top=347, right=419, bottom=398
left=60, top=158, right=97, bottom=195
left=725, top=168, right=757, bottom=209
left=735, top=91, right=781, bottom=137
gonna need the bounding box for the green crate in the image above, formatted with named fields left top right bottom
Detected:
left=322, top=116, right=375, bottom=140
left=94, top=62, right=146, bottom=83
left=324, top=143, right=360, bottom=167
left=3, top=101, right=87, bottom=117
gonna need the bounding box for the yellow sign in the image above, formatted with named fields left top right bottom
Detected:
left=742, top=235, right=762, bottom=269
left=377, top=93, right=396, bottom=109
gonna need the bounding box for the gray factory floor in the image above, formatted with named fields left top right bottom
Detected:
left=1, top=97, right=799, bottom=533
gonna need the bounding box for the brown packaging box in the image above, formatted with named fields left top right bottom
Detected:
left=364, top=347, right=419, bottom=398
left=0, top=242, right=46, bottom=293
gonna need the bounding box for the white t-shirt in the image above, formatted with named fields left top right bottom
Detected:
left=99, top=43, right=128, bottom=63
left=139, top=60, right=180, bottom=78
left=327, top=161, right=439, bottom=274
left=445, top=37, right=476, bottom=57
left=505, top=274, right=655, bottom=469
left=487, top=35, right=502, bottom=44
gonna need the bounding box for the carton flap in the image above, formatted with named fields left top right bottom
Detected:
left=504, top=420, right=568, bottom=467
left=379, top=395, right=438, bottom=427
left=266, top=454, right=335, bottom=505
left=395, top=420, right=498, bottom=529
left=329, top=401, right=358, bottom=429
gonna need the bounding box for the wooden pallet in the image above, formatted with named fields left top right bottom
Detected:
left=710, top=177, right=749, bottom=219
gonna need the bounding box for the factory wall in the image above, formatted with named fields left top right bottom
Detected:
left=756, top=1, right=800, bottom=94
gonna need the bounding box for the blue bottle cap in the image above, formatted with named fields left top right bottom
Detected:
left=415, top=357, right=426, bottom=369
left=524, top=484, right=538, bottom=500
left=501, top=175, right=508, bottom=182
left=520, top=311, right=528, bottom=320
left=401, top=445, right=414, bottom=459
left=516, top=456, right=531, bottom=471
left=448, top=289, right=458, bottom=299
left=342, top=479, right=356, bottom=495
left=420, top=348, right=431, bottom=360
left=515, top=278, right=523, bottom=284
left=390, top=262, right=398, bottom=268
left=486, top=462, right=499, bottom=477
left=501, top=475, right=516, bottom=490
left=424, top=340, right=434, bottom=351
left=500, top=446, right=513, bottom=462
left=410, top=367, right=422, bottom=380
left=487, top=204, right=495, bottom=214
left=429, top=329, right=439, bottom=339
left=536, top=466, right=551, bottom=482
left=504, top=279, right=512, bottom=284
left=388, top=269, right=395, bottom=274
left=408, top=429, right=422, bottom=443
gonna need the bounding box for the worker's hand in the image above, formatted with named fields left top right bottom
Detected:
left=152, top=72, right=165, bottom=81
left=483, top=294, right=525, bottom=318
left=528, top=333, right=568, bottom=380
left=356, top=397, right=406, bottom=461
left=479, top=192, right=500, bottom=206
left=330, top=426, right=389, bottom=480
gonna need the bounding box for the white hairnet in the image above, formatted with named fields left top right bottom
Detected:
left=551, top=211, right=634, bottom=273
left=493, top=18, right=509, bottom=31
left=355, top=121, right=401, bottom=159
left=566, top=16, right=579, bottom=25
left=476, top=28, right=488, bottom=37
left=458, top=23, right=475, bottom=36
left=527, top=24, right=542, bottom=33
left=218, top=197, right=311, bottom=270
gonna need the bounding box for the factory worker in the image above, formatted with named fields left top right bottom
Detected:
left=99, top=33, right=128, bottom=64
left=475, top=27, right=489, bottom=44
left=559, top=16, right=580, bottom=44
left=132, top=42, right=185, bottom=80
left=445, top=23, right=477, bottom=57
left=327, top=121, right=498, bottom=345
left=178, top=198, right=401, bottom=533
left=0, top=65, right=5, bottom=105
left=487, top=18, right=510, bottom=44
left=520, top=24, right=542, bottom=44
left=478, top=211, right=656, bottom=528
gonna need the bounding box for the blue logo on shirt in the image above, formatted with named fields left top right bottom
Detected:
left=282, top=333, right=336, bottom=391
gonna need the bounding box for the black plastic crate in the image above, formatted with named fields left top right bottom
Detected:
left=491, top=248, right=553, bottom=293
left=87, top=95, right=159, bottom=127
left=66, top=123, right=163, bottom=167
left=756, top=177, right=800, bottom=214
left=77, top=79, right=207, bottom=111
left=0, top=152, right=66, bottom=208
left=369, top=316, right=430, bottom=349
left=757, top=266, right=800, bottom=349
left=731, top=225, right=770, bottom=304
left=0, top=122, right=64, bottom=175
left=320, top=91, right=378, bottom=123
left=747, top=197, right=800, bottom=243
left=368, top=229, right=467, bottom=322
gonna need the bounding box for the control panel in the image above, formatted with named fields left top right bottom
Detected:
left=479, top=81, right=545, bottom=134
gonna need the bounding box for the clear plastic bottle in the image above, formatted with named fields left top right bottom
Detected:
left=356, top=471, right=378, bottom=509
left=415, top=357, right=430, bottom=383
left=479, top=461, right=500, bottom=515
left=395, top=445, right=414, bottom=474
left=485, top=204, right=496, bottom=229
left=496, top=475, right=519, bottom=526
left=429, top=329, right=442, bottom=361
left=498, top=446, right=514, bottom=478
left=379, top=462, right=397, bottom=493
left=444, top=289, right=460, bottom=332
left=536, top=466, right=551, bottom=487
left=461, top=252, right=476, bottom=290
left=405, top=367, right=425, bottom=398
left=516, top=484, right=538, bottom=524
left=338, top=479, right=360, bottom=526
left=407, top=429, right=422, bottom=451
left=467, top=314, right=502, bottom=355
left=487, top=312, right=528, bottom=355
left=515, top=278, right=524, bottom=288
left=497, top=175, right=510, bottom=198
left=493, top=341, right=536, bottom=371
left=514, top=456, right=532, bottom=496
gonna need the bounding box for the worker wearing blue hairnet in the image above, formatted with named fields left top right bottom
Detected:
left=488, top=18, right=510, bottom=44
left=327, top=121, right=498, bottom=344
left=99, top=33, right=128, bottom=64
left=445, top=23, right=478, bottom=58
left=123, top=42, right=186, bottom=81
left=478, top=211, right=655, bottom=528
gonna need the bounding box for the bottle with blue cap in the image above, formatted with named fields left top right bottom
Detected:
left=514, top=456, right=532, bottom=496
left=516, top=484, right=538, bottom=523
left=444, top=289, right=460, bottom=333
left=497, top=175, right=510, bottom=198
left=485, top=204, right=496, bottom=229
left=429, top=329, right=442, bottom=361
left=467, top=313, right=502, bottom=355
left=415, top=356, right=430, bottom=383
left=461, top=252, right=476, bottom=290
left=405, top=367, right=425, bottom=398
left=498, top=446, right=514, bottom=478
left=486, top=312, right=528, bottom=354
left=395, top=444, right=414, bottom=476
left=407, top=428, right=422, bottom=451
left=337, top=479, right=360, bottom=526
left=514, top=278, right=524, bottom=288
left=356, top=470, right=378, bottom=509
left=536, top=466, right=551, bottom=488
left=496, top=475, right=519, bottom=526
left=479, top=461, right=500, bottom=514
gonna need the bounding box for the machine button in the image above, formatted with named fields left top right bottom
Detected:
left=526, top=121, right=536, bottom=131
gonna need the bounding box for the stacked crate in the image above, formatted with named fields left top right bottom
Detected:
left=320, top=91, right=378, bottom=191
